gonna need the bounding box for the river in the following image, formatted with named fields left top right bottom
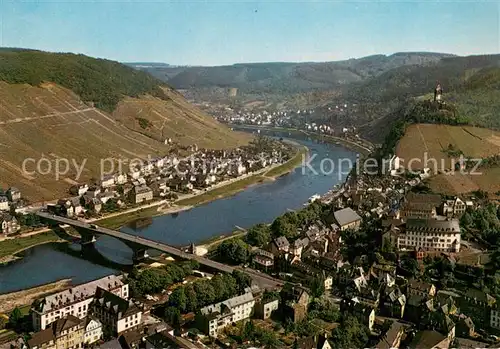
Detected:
left=0, top=130, right=356, bottom=294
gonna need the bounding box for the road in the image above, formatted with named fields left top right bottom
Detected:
left=36, top=212, right=283, bottom=289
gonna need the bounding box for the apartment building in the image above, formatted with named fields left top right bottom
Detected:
left=397, top=218, right=461, bottom=253
left=197, top=288, right=256, bottom=337
left=32, top=275, right=128, bottom=331
left=91, top=287, right=143, bottom=335
left=28, top=315, right=84, bottom=349
left=401, top=193, right=441, bottom=220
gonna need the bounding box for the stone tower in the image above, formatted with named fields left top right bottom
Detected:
left=434, top=82, right=443, bottom=102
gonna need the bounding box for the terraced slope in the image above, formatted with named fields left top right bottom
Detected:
left=394, top=123, right=500, bottom=197
left=396, top=124, right=500, bottom=169
left=0, top=77, right=250, bottom=202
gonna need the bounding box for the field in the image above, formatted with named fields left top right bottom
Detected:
left=396, top=124, right=500, bottom=170
left=0, top=231, right=62, bottom=262
left=0, top=82, right=251, bottom=202
left=428, top=167, right=500, bottom=197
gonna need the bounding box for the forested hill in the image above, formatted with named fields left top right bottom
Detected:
left=0, top=49, right=169, bottom=112
left=134, top=52, right=454, bottom=96
left=355, top=54, right=500, bottom=142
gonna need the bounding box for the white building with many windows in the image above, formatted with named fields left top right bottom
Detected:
left=31, top=275, right=128, bottom=331
left=84, top=316, right=103, bottom=345
left=397, top=218, right=461, bottom=253
left=197, top=288, right=256, bottom=337
left=92, top=287, right=142, bottom=335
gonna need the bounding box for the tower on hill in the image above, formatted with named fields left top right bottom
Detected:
left=434, top=82, right=443, bottom=102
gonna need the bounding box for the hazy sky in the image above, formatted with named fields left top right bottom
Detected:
left=1, top=0, right=499, bottom=66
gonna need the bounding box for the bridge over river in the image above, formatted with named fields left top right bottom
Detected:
left=36, top=211, right=283, bottom=289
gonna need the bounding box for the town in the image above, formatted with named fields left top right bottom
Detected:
left=1, top=134, right=499, bottom=348
left=0, top=137, right=294, bottom=234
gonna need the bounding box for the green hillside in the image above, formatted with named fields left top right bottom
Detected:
left=0, top=49, right=168, bottom=112
left=356, top=55, right=500, bottom=142
left=134, top=52, right=453, bottom=98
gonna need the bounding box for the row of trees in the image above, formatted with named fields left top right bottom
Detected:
left=0, top=50, right=167, bottom=112
left=214, top=201, right=329, bottom=265
left=163, top=270, right=251, bottom=326
left=461, top=205, right=500, bottom=246
left=127, top=260, right=199, bottom=297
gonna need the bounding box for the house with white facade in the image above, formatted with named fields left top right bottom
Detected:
left=92, top=287, right=142, bottom=335
left=31, top=275, right=128, bottom=331
left=84, top=316, right=103, bottom=345
left=197, top=288, right=256, bottom=337
left=100, top=175, right=115, bottom=188
left=398, top=218, right=461, bottom=253
left=0, top=196, right=9, bottom=211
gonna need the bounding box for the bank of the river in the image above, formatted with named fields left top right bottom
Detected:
left=176, top=144, right=308, bottom=207
left=0, top=231, right=65, bottom=264
left=0, top=278, right=71, bottom=313
left=0, top=132, right=356, bottom=293
left=230, top=124, right=373, bottom=155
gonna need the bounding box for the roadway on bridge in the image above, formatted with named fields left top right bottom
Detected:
left=37, top=212, right=283, bottom=289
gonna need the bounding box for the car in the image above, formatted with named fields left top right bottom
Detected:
left=89, top=224, right=97, bottom=229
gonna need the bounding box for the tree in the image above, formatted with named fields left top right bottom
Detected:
left=246, top=224, right=271, bottom=247
left=232, top=270, right=251, bottom=293
left=400, top=255, right=420, bottom=278
left=310, top=276, right=325, bottom=298
left=330, top=315, right=370, bottom=349
left=242, top=320, right=256, bottom=341
left=216, top=239, right=250, bottom=265
left=168, top=288, right=187, bottom=313
left=270, top=216, right=297, bottom=239
left=9, top=308, right=22, bottom=329
left=164, top=306, right=181, bottom=328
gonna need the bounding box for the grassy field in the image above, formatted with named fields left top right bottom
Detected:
left=95, top=206, right=162, bottom=229
left=263, top=146, right=307, bottom=177
left=0, top=231, right=62, bottom=261
left=396, top=124, right=500, bottom=170
left=0, top=82, right=251, bottom=202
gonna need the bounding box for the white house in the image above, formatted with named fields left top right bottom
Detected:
left=84, top=317, right=103, bottom=345
left=92, top=287, right=142, bottom=335
left=198, top=288, right=255, bottom=337
left=397, top=218, right=461, bottom=253
left=100, top=175, right=115, bottom=188
left=115, top=173, right=128, bottom=185
left=0, top=196, right=9, bottom=211
left=31, top=275, right=128, bottom=331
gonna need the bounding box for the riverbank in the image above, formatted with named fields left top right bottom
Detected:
left=0, top=231, right=65, bottom=264
left=176, top=144, right=308, bottom=207
left=231, top=124, right=373, bottom=155
left=0, top=278, right=71, bottom=312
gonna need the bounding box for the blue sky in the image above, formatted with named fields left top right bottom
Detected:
left=0, top=0, right=498, bottom=66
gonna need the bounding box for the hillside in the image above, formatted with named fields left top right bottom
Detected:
left=133, top=52, right=453, bottom=102
left=0, top=50, right=251, bottom=202
left=394, top=123, right=500, bottom=197
left=356, top=54, right=500, bottom=141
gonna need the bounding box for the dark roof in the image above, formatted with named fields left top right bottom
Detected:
left=333, top=208, right=362, bottom=226
left=376, top=321, right=407, bottom=349
left=98, top=338, right=122, bottom=349
left=94, top=287, right=141, bottom=318
left=406, top=218, right=460, bottom=233
left=146, top=331, right=180, bottom=349
left=406, top=193, right=442, bottom=206
left=28, top=315, right=82, bottom=348
left=52, top=315, right=82, bottom=335
left=28, top=328, right=54, bottom=348
left=274, top=236, right=290, bottom=249
left=409, top=330, right=446, bottom=349
left=408, top=279, right=434, bottom=292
